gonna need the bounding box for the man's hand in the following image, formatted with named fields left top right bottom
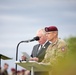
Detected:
left=30, top=57, right=39, bottom=61
left=21, top=55, right=26, bottom=61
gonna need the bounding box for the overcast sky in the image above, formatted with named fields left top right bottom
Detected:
left=0, top=0, right=76, bottom=72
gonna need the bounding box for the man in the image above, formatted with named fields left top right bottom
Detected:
left=9, top=68, right=16, bottom=75
left=2, top=63, right=9, bottom=75
left=21, top=29, right=50, bottom=62
left=42, top=26, right=67, bottom=75
left=30, top=29, right=50, bottom=62
left=30, top=29, right=50, bottom=75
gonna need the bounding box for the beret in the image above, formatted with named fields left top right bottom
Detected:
left=45, top=26, right=58, bottom=32
left=11, top=68, right=16, bottom=71
left=17, top=70, right=20, bottom=73
left=21, top=69, right=26, bottom=72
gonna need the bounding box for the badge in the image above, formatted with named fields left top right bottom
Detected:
left=61, top=47, right=65, bottom=51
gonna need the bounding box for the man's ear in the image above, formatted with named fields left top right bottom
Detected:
left=54, top=31, right=58, bottom=36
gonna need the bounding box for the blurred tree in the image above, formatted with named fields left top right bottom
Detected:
left=50, top=37, right=76, bottom=75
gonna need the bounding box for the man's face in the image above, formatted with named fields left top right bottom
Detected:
left=37, top=33, right=46, bottom=45
left=4, top=64, right=9, bottom=70
left=46, top=31, right=56, bottom=41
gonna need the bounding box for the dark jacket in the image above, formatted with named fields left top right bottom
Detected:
left=31, top=41, right=50, bottom=62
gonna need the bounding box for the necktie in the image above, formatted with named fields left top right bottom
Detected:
left=37, top=45, right=42, bottom=54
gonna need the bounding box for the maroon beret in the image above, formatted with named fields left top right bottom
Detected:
left=17, top=70, right=20, bottom=73
left=11, top=68, right=16, bottom=71
left=21, top=69, right=26, bottom=72
left=45, top=26, right=58, bottom=32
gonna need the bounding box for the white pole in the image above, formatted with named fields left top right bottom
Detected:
left=31, top=66, right=34, bottom=75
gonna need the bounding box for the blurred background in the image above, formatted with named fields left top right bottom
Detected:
left=0, top=0, right=76, bottom=73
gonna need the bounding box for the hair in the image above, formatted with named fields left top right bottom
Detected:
left=4, top=63, right=9, bottom=66
left=36, top=29, right=46, bottom=35
left=54, top=31, right=58, bottom=36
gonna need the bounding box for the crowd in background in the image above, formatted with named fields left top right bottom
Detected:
left=0, top=63, right=29, bottom=75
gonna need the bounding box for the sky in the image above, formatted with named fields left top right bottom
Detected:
left=0, top=0, right=76, bottom=72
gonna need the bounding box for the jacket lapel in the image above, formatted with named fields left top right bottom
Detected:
left=37, top=41, right=50, bottom=56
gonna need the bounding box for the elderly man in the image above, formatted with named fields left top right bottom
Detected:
left=21, top=29, right=50, bottom=62
left=30, top=29, right=51, bottom=75
left=30, top=29, right=50, bottom=62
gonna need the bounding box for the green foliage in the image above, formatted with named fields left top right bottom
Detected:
left=66, top=37, right=76, bottom=63
left=64, top=37, right=76, bottom=75
left=67, top=37, right=76, bottom=54
left=50, top=37, right=76, bottom=75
